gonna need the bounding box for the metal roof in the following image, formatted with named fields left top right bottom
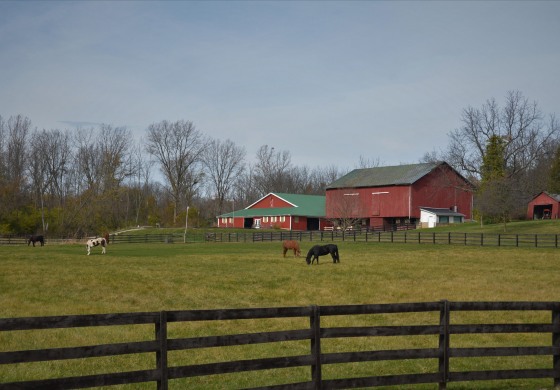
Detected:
left=420, top=207, right=465, bottom=217
left=218, top=193, right=326, bottom=218
left=326, top=162, right=444, bottom=189
left=532, top=191, right=560, bottom=202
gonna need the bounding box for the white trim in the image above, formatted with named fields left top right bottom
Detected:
left=244, top=192, right=298, bottom=209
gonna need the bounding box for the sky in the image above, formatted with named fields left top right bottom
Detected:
left=1, top=0, right=559, bottom=172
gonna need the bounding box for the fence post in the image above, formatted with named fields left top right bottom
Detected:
left=310, top=305, right=322, bottom=390
left=535, top=234, right=538, bottom=248
left=439, top=300, right=449, bottom=390
left=156, top=311, right=168, bottom=390
left=553, top=304, right=560, bottom=387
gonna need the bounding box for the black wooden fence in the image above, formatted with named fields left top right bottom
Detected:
left=1, top=301, right=559, bottom=389
left=117, top=230, right=559, bottom=248
left=1, top=231, right=558, bottom=248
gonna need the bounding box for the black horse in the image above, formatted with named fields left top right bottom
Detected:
left=305, top=244, right=340, bottom=265
left=28, top=235, right=45, bottom=247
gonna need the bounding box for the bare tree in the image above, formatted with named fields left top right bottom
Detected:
left=446, top=91, right=560, bottom=180
left=98, top=124, right=132, bottom=191
left=356, top=155, right=381, bottom=169
left=6, top=115, right=31, bottom=191
left=127, top=141, right=153, bottom=225
left=0, top=115, right=6, bottom=184
left=327, top=191, right=364, bottom=232
left=233, top=165, right=259, bottom=208
left=253, top=145, right=292, bottom=195
left=202, top=138, right=246, bottom=215
left=145, top=120, right=206, bottom=224
left=74, top=128, right=102, bottom=193
left=27, top=129, right=71, bottom=233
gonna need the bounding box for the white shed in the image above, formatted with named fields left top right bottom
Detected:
left=420, top=207, right=465, bottom=228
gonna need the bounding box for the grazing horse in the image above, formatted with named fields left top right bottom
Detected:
left=28, top=235, right=44, bottom=247
left=282, top=240, right=301, bottom=257
left=86, top=237, right=107, bottom=255
left=305, top=244, right=340, bottom=265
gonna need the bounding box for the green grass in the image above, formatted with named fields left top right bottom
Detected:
left=1, top=242, right=559, bottom=389
left=428, top=219, right=560, bottom=234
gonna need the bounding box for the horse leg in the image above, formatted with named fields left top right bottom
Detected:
left=102, top=245, right=106, bottom=254
left=283, top=247, right=287, bottom=257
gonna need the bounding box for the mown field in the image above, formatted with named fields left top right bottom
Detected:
left=1, top=240, right=559, bottom=389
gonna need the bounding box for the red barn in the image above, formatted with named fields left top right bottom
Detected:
left=216, top=193, right=328, bottom=230
left=527, top=191, right=560, bottom=220
left=325, top=162, right=473, bottom=229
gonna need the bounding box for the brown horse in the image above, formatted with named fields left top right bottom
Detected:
left=282, top=240, right=301, bottom=257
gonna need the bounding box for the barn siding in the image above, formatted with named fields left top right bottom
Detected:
left=412, top=167, right=472, bottom=219
left=325, top=164, right=473, bottom=226
left=251, top=194, right=293, bottom=209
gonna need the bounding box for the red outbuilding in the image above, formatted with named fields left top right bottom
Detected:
left=216, top=193, right=329, bottom=230
left=325, top=162, right=474, bottom=230
left=526, top=191, right=560, bottom=220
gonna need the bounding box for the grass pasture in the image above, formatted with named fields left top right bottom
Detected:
left=1, top=241, right=559, bottom=389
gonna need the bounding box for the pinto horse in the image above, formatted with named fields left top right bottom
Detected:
left=282, top=240, right=301, bottom=257
left=305, top=244, right=340, bottom=265
left=28, top=235, right=44, bottom=247
left=86, top=237, right=107, bottom=255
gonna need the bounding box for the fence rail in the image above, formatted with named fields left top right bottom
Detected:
left=122, top=230, right=559, bottom=248
left=1, top=301, right=559, bottom=389
left=2, top=230, right=558, bottom=248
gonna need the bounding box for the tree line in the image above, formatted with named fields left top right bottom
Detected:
left=0, top=117, right=345, bottom=237
left=1, top=90, right=558, bottom=236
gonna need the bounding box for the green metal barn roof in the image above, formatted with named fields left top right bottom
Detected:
left=326, top=162, right=447, bottom=189
left=218, top=193, right=326, bottom=218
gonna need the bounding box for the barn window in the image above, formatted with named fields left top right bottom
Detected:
left=280, top=216, right=285, bottom=222
left=271, top=216, right=277, bottom=222
left=263, top=217, right=269, bottom=223
left=294, top=216, right=299, bottom=223
left=221, top=218, right=227, bottom=223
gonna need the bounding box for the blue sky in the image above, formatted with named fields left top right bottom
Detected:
left=1, top=1, right=559, bottom=170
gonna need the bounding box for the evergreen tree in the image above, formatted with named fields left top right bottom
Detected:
left=477, top=135, right=515, bottom=230
left=480, top=135, right=506, bottom=183
left=548, top=145, right=560, bottom=194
